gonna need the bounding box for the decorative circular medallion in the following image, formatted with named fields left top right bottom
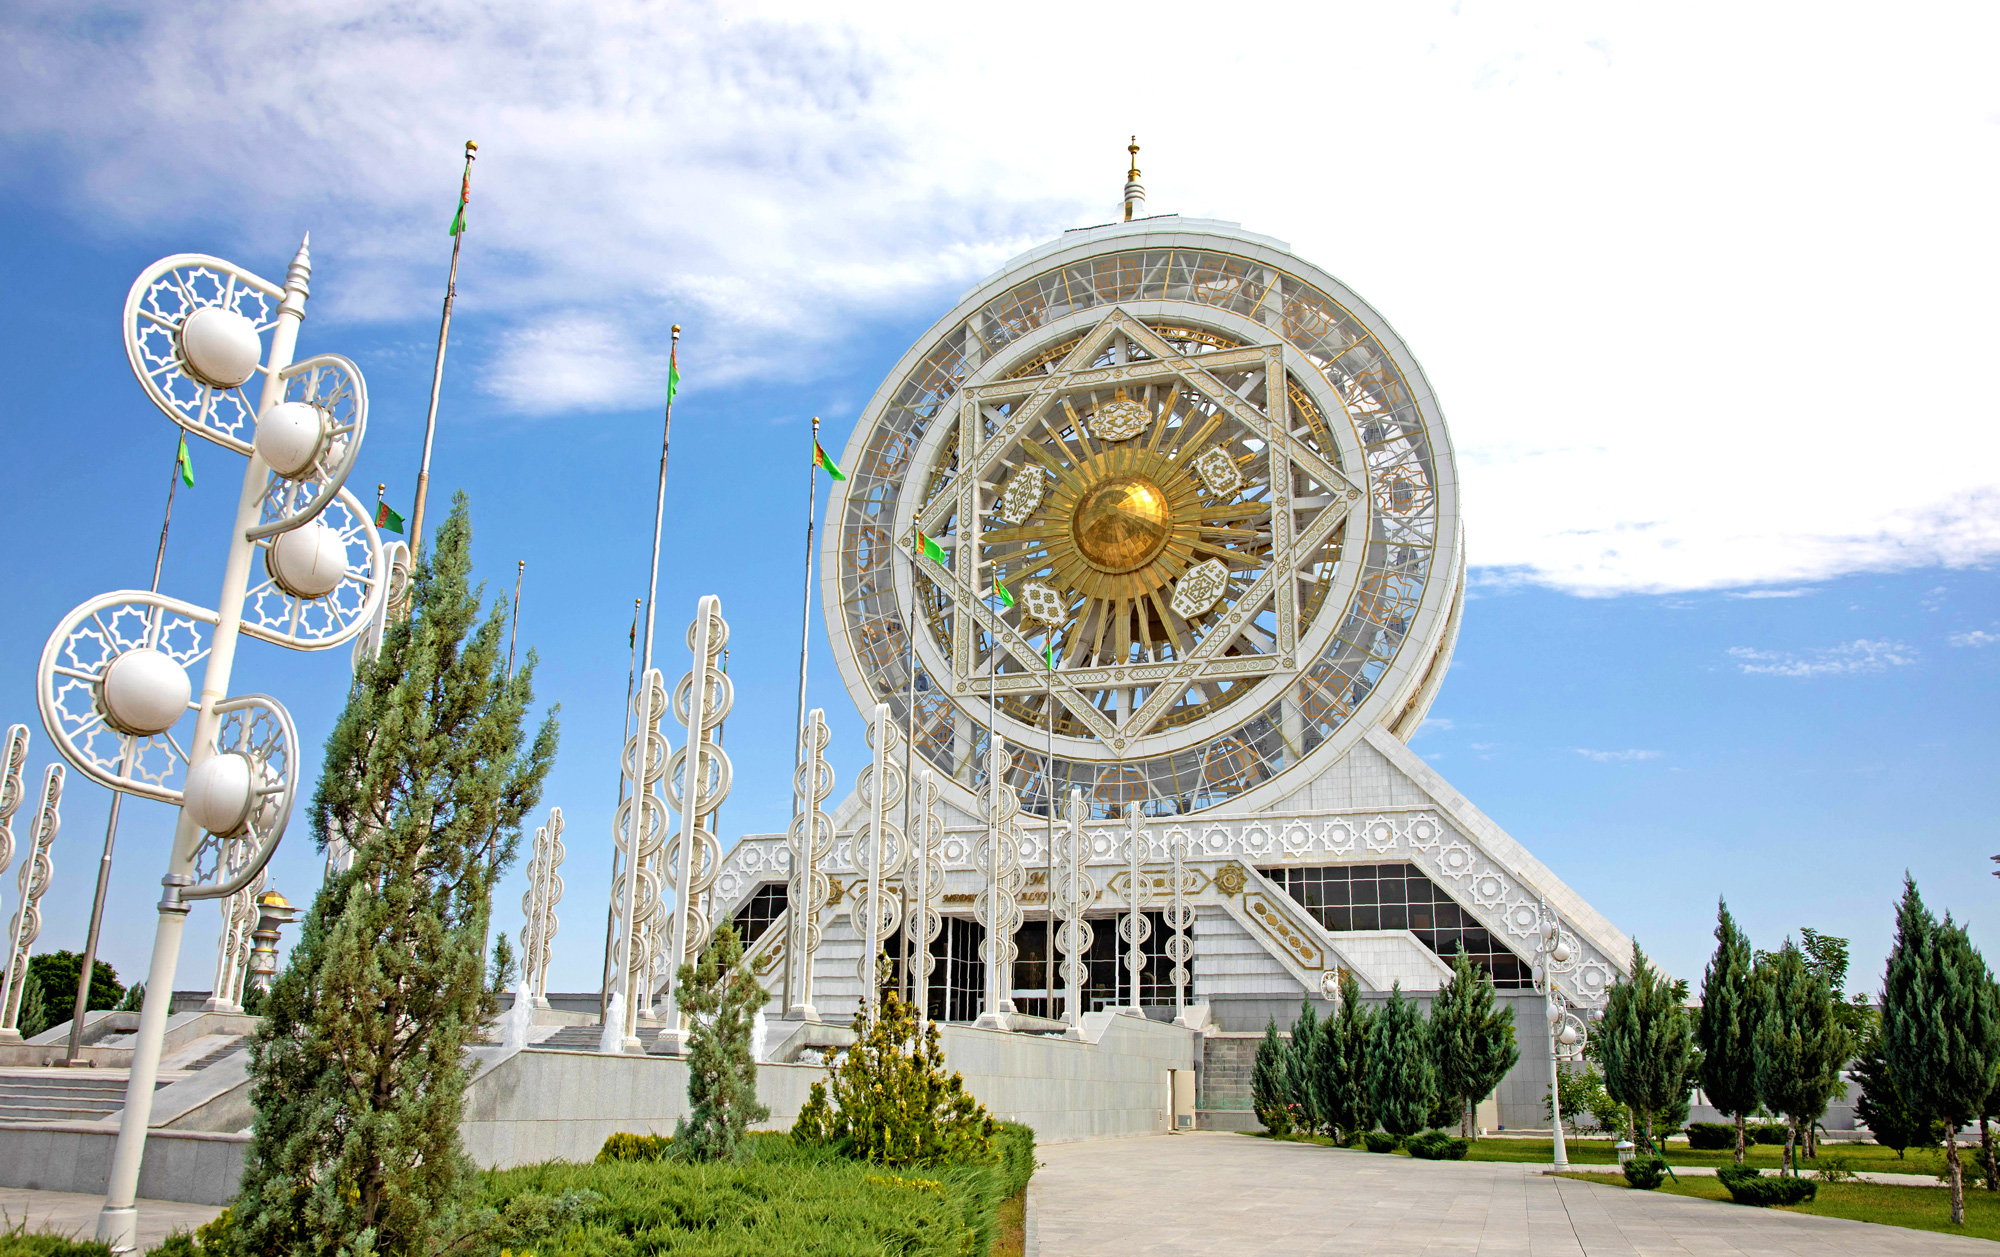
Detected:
left=825, top=220, right=1465, bottom=819
left=1072, top=474, right=1171, bottom=572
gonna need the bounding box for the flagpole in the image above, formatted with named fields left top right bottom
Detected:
left=600, top=597, right=642, bottom=1019
left=507, top=559, right=524, bottom=680
left=619, top=325, right=678, bottom=1028
left=409, top=139, right=478, bottom=563
left=64, top=434, right=186, bottom=1063
left=901, top=552, right=919, bottom=1009
left=787, top=418, right=820, bottom=1016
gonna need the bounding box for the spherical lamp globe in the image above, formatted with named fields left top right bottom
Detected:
left=1557, top=1022, right=1581, bottom=1047
left=183, top=751, right=255, bottom=837
left=266, top=521, right=348, bottom=599
left=177, top=307, right=262, bottom=389
left=254, top=401, right=328, bottom=479
left=97, top=648, right=191, bottom=737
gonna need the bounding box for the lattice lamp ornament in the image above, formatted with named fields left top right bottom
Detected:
left=973, top=738, right=1025, bottom=1027
left=520, top=806, right=565, bottom=1007
left=0, top=727, right=27, bottom=925
left=38, top=240, right=391, bottom=1252
left=611, top=666, right=669, bottom=1046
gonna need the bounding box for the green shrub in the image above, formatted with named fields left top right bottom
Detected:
left=0, top=1223, right=109, bottom=1257
left=1684, top=1121, right=1735, bottom=1151
left=479, top=1133, right=1025, bottom=1256
left=1622, top=1157, right=1667, bottom=1189
left=1717, top=1165, right=1818, bottom=1205
left=144, top=1207, right=234, bottom=1257
left=793, top=992, right=996, bottom=1168
left=1361, top=1130, right=1399, bottom=1154
left=597, top=1131, right=674, bottom=1163
left=1406, top=1130, right=1468, bottom=1160
left=1750, top=1122, right=1787, bottom=1145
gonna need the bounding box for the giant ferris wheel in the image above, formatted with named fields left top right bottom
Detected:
left=822, top=215, right=1465, bottom=822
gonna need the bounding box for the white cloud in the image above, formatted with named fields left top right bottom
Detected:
left=1951, top=630, right=1999, bottom=648
left=1416, top=717, right=1455, bottom=738
left=1726, top=589, right=1812, bottom=600
left=5, top=1, right=1999, bottom=579
left=1574, top=748, right=1662, bottom=763
left=1728, top=639, right=1918, bottom=677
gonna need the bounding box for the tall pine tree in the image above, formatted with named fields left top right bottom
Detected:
left=1430, top=946, right=1518, bottom=1138
left=1695, top=899, right=1760, bottom=1163
left=1752, top=939, right=1851, bottom=1176
left=1319, top=968, right=1374, bottom=1141
left=234, top=496, right=559, bottom=1257
left=1286, top=998, right=1323, bottom=1134
left=674, top=923, right=771, bottom=1160
left=1367, top=983, right=1437, bottom=1138
left=1597, top=942, right=1698, bottom=1157
left=1882, top=876, right=1999, bottom=1226
left=1251, top=1018, right=1291, bottom=1134
left=1852, top=1018, right=1937, bottom=1158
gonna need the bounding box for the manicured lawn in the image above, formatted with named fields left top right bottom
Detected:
left=1252, top=1130, right=1968, bottom=1180
left=1561, top=1171, right=2000, bottom=1243
left=1463, top=1137, right=1951, bottom=1176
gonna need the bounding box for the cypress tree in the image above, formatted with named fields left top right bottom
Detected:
left=1695, top=899, right=1760, bottom=1163
left=486, top=931, right=518, bottom=995
left=673, top=923, right=771, bottom=1160
left=1882, top=876, right=1999, bottom=1226
left=1285, top=998, right=1322, bottom=1133
left=1852, top=1019, right=1938, bottom=1158
left=1367, top=982, right=1436, bottom=1138
left=1430, top=945, right=1519, bottom=1138
left=234, top=496, right=559, bottom=1257
left=1251, top=1017, right=1291, bottom=1134
left=16, top=969, right=48, bottom=1040
left=1597, top=941, right=1698, bottom=1157
left=1320, top=968, right=1374, bottom=1141
left=1752, top=939, right=1851, bottom=1175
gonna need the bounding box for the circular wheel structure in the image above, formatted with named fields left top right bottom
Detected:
left=824, top=219, right=1465, bottom=820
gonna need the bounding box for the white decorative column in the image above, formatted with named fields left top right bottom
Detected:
left=205, top=871, right=265, bottom=1012
left=655, top=595, right=730, bottom=1054
left=912, top=769, right=944, bottom=1028
left=520, top=806, right=563, bottom=1007
left=1166, top=827, right=1191, bottom=1011
left=0, top=764, right=62, bottom=1041
left=1121, top=806, right=1150, bottom=1012
left=974, top=739, right=1022, bottom=1028
left=611, top=669, right=668, bottom=1049
left=787, top=708, right=834, bottom=1020
left=1056, top=786, right=1093, bottom=1027
left=0, top=726, right=27, bottom=919
left=851, top=703, right=904, bottom=1015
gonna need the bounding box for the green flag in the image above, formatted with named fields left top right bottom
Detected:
left=1045, top=642, right=1058, bottom=670
left=375, top=499, right=405, bottom=535
left=448, top=162, right=470, bottom=236
left=175, top=436, right=195, bottom=489
left=813, top=439, right=846, bottom=481
left=666, top=345, right=680, bottom=406
left=993, top=576, right=1015, bottom=609
left=913, top=528, right=945, bottom=565
left=628, top=612, right=637, bottom=650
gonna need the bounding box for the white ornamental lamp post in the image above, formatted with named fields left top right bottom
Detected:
left=1532, top=896, right=1588, bottom=1171
left=35, top=242, right=388, bottom=1252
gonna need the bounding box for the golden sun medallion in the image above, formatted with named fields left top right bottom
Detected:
left=1072, top=475, right=1172, bottom=572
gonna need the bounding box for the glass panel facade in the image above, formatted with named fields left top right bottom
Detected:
left=730, top=882, right=787, bottom=946
left=880, top=912, right=1194, bottom=1022
left=1259, top=863, right=1531, bottom=988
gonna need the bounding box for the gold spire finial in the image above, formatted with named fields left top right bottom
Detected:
left=1122, top=136, right=1146, bottom=222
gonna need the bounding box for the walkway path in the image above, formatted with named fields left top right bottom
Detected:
left=0, top=1188, right=222, bottom=1251
left=1031, top=1132, right=1998, bottom=1255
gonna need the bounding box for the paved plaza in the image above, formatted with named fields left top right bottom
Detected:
left=1031, top=1132, right=1999, bottom=1255
left=0, top=1188, right=222, bottom=1251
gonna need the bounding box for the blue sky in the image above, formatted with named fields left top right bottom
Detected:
left=1, top=0, right=1995, bottom=1001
